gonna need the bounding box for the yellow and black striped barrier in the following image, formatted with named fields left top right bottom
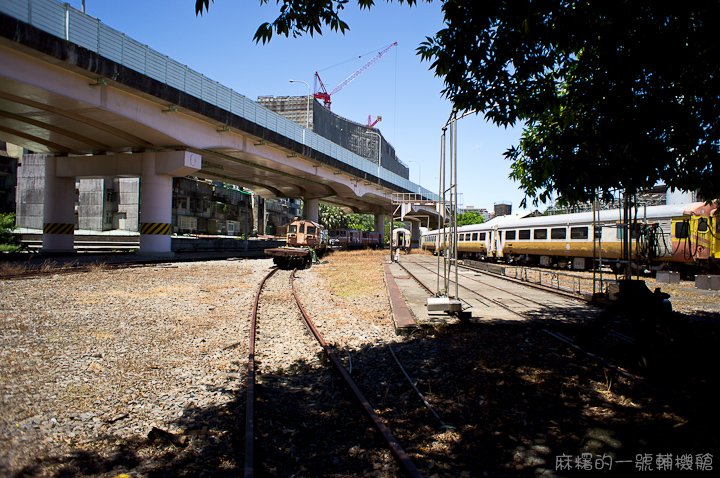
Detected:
left=140, top=222, right=172, bottom=235
left=43, top=223, right=74, bottom=235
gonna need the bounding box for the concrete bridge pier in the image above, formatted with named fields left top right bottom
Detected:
left=375, top=213, right=385, bottom=245
left=139, top=153, right=173, bottom=257
left=41, top=156, right=76, bottom=254
left=411, top=220, right=421, bottom=249
left=304, top=198, right=319, bottom=223
left=41, top=150, right=201, bottom=257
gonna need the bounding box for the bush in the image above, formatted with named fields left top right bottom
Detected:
left=0, top=213, right=19, bottom=246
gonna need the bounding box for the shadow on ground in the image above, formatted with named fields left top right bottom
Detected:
left=8, top=307, right=720, bottom=477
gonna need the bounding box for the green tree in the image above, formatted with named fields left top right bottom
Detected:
left=319, top=203, right=347, bottom=230
left=0, top=213, right=19, bottom=251
left=457, top=211, right=484, bottom=227
left=196, top=0, right=720, bottom=206
left=346, top=213, right=374, bottom=232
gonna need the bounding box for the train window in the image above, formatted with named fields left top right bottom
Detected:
left=571, top=226, right=589, bottom=239
left=519, top=229, right=531, bottom=240
left=534, top=229, right=548, bottom=240
left=459, top=234, right=464, bottom=241
left=506, top=230, right=516, bottom=240
left=698, top=218, right=708, bottom=232
left=617, top=223, right=642, bottom=239
left=307, top=226, right=317, bottom=234
left=498, top=231, right=503, bottom=240
left=289, top=225, right=298, bottom=233
left=479, top=232, right=486, bottom=240
left=551, top=228, right=567, bottom=240
left=472, top=233, right=478, bottom=241
left=675, top=221, right=689, bottom=239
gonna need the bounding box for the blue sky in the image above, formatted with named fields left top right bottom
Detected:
left=66, top=0, right=531, bottom=213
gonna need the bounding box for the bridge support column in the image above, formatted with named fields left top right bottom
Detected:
left=375, top=214, right=385, bottom=246
left=139, top=153, right=173, bottom=257
left=304, top=198, right=319, bottom=223
left=411, top=220, right=421, bottom=249
left=42, top=156, right=76, bottom=254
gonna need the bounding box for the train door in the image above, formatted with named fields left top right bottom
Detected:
left=490, top=226, right=500, bottom=257
left=692, top=216, right=712, bottom=261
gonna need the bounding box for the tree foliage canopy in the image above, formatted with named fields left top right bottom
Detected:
left=457, top=211, right=484, bottom=227
left=319, top=203, right=347, bottom=229
left=346, top=212, right=375, bottom=232
left=196, top=0, right=720, bottom=205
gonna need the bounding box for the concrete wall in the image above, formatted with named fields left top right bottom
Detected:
left=312, top=101, right=409, bottom=179
left=15, top=155, right=142, bottom=232
left=15, top=153, right=48, bottom=229
left=116, top=178, right=139, bottom=231
left=77, top=178, right=106, bottom=231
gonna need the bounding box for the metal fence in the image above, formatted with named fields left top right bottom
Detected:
left=1, top=0, right=437, bottom=200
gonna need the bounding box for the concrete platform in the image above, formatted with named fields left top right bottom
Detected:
left=383, top=263, right=420, bottom=333
left=385, top=255, right=602, bottom=327
left=384, top=260, right=468, bottom=329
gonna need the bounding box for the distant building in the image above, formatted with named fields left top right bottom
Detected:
left=494, top=202, right=512, bottom=217
left=264, top=197, right=303, bottom=236
left=461, top=206, right=490, bottom=222
left=172, top=177, right=254, bottom=236
left=257, top=95, right=410, bottom=180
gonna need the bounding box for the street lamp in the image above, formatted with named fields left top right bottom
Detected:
left=288, top=79, right=310, bottom=129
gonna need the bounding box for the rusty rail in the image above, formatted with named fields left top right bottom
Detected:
left=290, top=271, right=422, bottom=478
left=243, top=268, right=421, bottom=477
left=244, top=267, right=278, bottom=478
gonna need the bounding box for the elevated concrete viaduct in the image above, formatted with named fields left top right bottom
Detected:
left=0, top=1, right=438, bottom=255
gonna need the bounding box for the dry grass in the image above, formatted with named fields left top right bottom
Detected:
left=0, top=259, right=110, bottom=278
left=0, top=261, right=27, bottom=278
left=318, top=249, right=388, bottom=298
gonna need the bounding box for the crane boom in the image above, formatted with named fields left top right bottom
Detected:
left=313, top=41, right=398, bottom=110
left=329, top=42, right=398, bottom=96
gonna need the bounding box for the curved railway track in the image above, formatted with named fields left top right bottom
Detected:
left=244, top=267, right=422, bottom=478
left=402, top=256, right=588, bottom=321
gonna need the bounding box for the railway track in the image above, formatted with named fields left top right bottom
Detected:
left=244, top=267, right=422, bottom=477
left=402, top=256, right=592, bottom=322
left=397, top=256, right=643, bottom=380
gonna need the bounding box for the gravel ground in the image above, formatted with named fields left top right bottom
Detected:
left=1, top=259, right=274, bottom=476
left=0, top=254, right=407, bottom=477
left=2, top=252, right=719, bottom=477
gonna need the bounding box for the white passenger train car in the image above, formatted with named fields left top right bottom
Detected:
left=421, top=202, right=707, bottom=270
left=392, top=227, right=411, bottom=251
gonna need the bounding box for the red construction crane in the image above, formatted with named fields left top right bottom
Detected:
left=314, top=42, right=398, bottom=110
left=368, top=115, right=382, bottom=128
